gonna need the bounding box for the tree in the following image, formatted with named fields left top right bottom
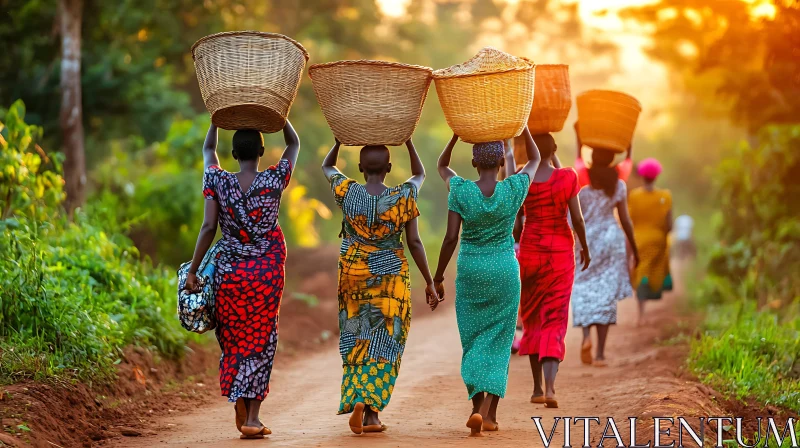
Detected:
left=58, top=0, right=85, bottom=211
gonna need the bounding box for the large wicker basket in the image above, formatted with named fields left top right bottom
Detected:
left=576, top=90, right=641, bottom=153
left=527, top=64, right=571, bottom=135
left=192, top=31, right=309, bottom=133
left=308, top=60, right=433, bottom=146
left=433, top=47, right=535, bottom=144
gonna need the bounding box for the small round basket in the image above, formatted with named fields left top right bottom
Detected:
left=308, top=60, right=433, bottom=146
left=576, top=90, right=641, bottom=153
left=433, top=47, right=535, bottom=144
left=527, top=64, right=571, bottom=135
left=192, top=31, right=309, bottom=133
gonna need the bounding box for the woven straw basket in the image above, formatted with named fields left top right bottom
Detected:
left=308, top=60, right=433, bottom=146
left=528, top=64, right=571, bottom=135
left=433, top=47, right=535, bottom=144
left=192, top=31, right=309, bottom=133
left=576, top=90, right=642, bottom=153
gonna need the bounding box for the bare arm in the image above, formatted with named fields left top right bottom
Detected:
left=405, top=138, right=426, bottom=191
left=574, top=121, right=582, bottom=159
left=665, top=208, right=673, bottom=233
left=504, top=139, right=517, bottom=178
left=203, top=123, right=220, bottom=169
left=513, top=208, right=523, bottom=243
left=433, top=210, right=462, bottom=300
left=280, top=120, right=300, bottom=168
left=517, top=126, right=542, bottom=179
left=321, top=139, right=343, bottom=181
left=568, top=196, right=591, bottom=271
left=438, top=134, right=459, bottom=187
left=552, top=153, right=563, bottom=169
left=405, top=218, right=440, bottom=309
left=184, top=199, right=220, bottom=291
left=617, top=196, right=639, bottom=265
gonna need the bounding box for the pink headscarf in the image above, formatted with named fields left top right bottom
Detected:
left=637, top=158, right=662, bottom=180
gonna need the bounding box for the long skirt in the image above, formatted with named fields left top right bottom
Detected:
left=214, top=240, right=285, bottom=402
left=337, top=242, right=411, bottom=414
left=518, top=250, right=575, bottom=361
left=455, top=248, right=520, bottom=399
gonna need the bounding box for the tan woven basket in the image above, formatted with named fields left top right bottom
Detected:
left=576, top=90, right=642, bottom=153
left=192, top=31, right=309, bottom=133
left=433, top=47, right=535, bottom=144
left=528, top=64, right=571, bottom=134
left=308, top=60, right=433, bottom=146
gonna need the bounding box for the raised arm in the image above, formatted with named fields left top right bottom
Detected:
left=504, top=139, right=517, bottom=178
left=321, top=138, right=343, bottom=182
left=568, top=196, right=591, bottom=271
left=438, top=133, right=459, bottom=187
left=405, top=218, right=439, bottom=310
left=433, top=210, right=462, bottom=302
left=617, top=195, right=639, bottom=267
left=203, top=123, right=220, bottom=169
left=574, top=121, right=582, bottom=159
left=517, top=126, right=542, bottom=179
left=405, top=138, right=426, bottom=191
left=280, top=120, right=300, bottom=168
left=552, top=153, right=563, bottom=169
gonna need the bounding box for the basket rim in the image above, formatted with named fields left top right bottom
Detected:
left=191, top=31, right=309, bottom=61
left=432, top=48, right=535, bottom=80
left=576, top=89, right=642, bottom=110
left=308, top=59, right=433, bottom=77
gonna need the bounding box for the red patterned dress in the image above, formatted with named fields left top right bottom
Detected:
left=518, top=168, right=580, bottom=361
left=202, top=159, right=292, bottom=402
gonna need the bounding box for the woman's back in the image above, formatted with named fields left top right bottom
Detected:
left=629, top=187, right=672, bottom=242
left=448, top=174, right=529, bottom=253
left=521, top=168, right=579, bottom=253
left=579, top=179, right=626, bottom=228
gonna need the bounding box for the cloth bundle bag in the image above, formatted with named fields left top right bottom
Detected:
left=177, top=241, right=222, bottom=334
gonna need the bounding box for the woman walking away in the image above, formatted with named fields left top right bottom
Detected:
left=184, top=122, right=300, bottom=439
left=322, top=139, right=438, bottom=435
left=571, top=133, right=639, bottom=368
left=512, top=133, right=590, bottom=408
left=434, top=127, right=541, bottom=436
left=628, top=158, right=672, bottom=326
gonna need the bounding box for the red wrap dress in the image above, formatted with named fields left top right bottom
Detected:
left=517, top=168, right=580, bottom=362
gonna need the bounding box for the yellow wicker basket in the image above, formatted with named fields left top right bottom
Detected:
left=433, top=47, right=535, bottom=144
left=192, top=31, right=309, bottom=133
left=576, top=90, right=641, bottom=153
left=308, top=60, right=433, bottom=146
left=527, top=64, right=571, bottom=135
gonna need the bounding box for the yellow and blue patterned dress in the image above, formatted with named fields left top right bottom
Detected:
left=330, top=173, right=420, bottom=414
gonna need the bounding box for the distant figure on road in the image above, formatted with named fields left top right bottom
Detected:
left=322, top=138, right=438, bottom=435
left=184, top=122, right=299, bottom=439
left=511, top=133, right=590, bottom=409
left=628, top=158, right=673, bottom=326
left=434, top=128, right=540, bottom=436
left=672, top=215, right=696, bottom=260
left=570, top=124, right=639, bottom=368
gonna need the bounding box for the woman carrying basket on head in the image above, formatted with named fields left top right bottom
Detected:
left=184, top=121, right=300, bottom=439
left=433, top=127, right=541, bottom=437
left=322, top=138, right=439, bottom=435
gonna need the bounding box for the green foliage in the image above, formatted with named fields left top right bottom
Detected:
left=689, top=302, right=800, bottom=410
left=0, top=101, right=194, bottom=383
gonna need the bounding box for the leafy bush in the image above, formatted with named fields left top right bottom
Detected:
left=0, top=100, right=194, bottom=383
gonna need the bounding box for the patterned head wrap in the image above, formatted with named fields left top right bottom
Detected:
left=637, top=157, right=663, bottom=180
left=472, top=141, right=504, bottom=167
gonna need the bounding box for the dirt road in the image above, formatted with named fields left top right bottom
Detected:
left=111, top=262, right=705, bottom=447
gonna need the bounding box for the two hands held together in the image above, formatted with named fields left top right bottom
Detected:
left=426, top=280, right=445, bottom=311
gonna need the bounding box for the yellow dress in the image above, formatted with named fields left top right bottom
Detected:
left=628, top=187, right=672, bottom=300
left=329, top=173, right=419, bottom=414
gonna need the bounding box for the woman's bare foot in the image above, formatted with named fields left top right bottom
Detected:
left=466, top=413, right=483, bottom=437
left=482, top=417, right=499, bottom=431
left=362, top=407, right=384, bottom=432
left=580, top=339, right=593, bottom=365
left=593, top=359, right=608, bottom=367
left=531, top=394, right=546, bottom=404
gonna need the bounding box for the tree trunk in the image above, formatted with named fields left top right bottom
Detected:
left=59, top=0, right=85, bottom=213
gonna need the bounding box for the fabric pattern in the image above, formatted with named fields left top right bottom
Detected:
left=330, top=173, right=419, bottom=414
left=448, top=173, right=530, bottom=399
left=202, top=159, right=292, bottom=403
left=628, top=187, right=673, bottom=300
left=571, top=180, right=632, bottom=327
left=518, top=168, right=580, bottom=361
left=177, top=240, right=222, bottom=333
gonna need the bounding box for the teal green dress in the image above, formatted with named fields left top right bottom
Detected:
left=448, top=173, right=531, bottom=399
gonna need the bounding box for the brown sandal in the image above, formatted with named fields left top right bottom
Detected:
left=545, top=397, right=559, bottom=408
left=482, top=420, right=499, bottom=431
left=531, top=395, right=546, bottom=404
left=466, top=413, right=483, bottom=437
left=349, top=402, right=365, bottom=435
left=363, top=424, right=387, bottom=433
